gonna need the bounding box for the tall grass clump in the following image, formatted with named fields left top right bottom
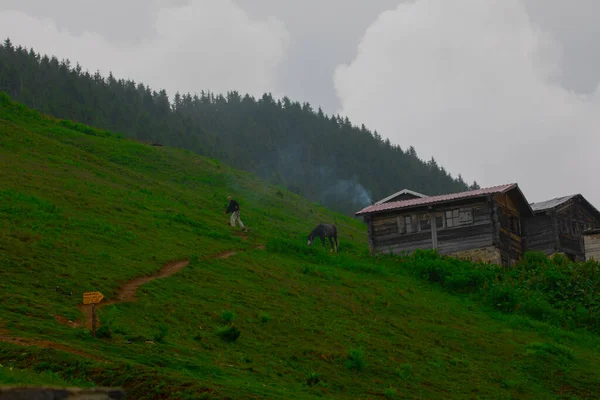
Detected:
left=221, top=310, right=235, bottom=324
left=216, top=326, right=241, bottom=343
left=345, top=349, right=366, bottom=372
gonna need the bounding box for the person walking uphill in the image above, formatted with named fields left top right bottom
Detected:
left=225, top=196, right=246, bottom=231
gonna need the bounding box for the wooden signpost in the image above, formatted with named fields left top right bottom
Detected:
left=83, top=291, right=104, bottom=337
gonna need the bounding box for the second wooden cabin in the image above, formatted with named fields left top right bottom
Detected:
left=523, top=194, right=600, bottom=261
left=356, top=183, right=533, bottom=266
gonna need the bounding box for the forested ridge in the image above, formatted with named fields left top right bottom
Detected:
left=0, top=38, right=478, bottom=215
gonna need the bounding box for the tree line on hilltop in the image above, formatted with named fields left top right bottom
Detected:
left=0, top=38, right=479, bottom=216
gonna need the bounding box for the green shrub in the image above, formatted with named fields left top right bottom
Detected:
left=518, top=295, right=559, bottom=322
left=221, top=310, right=235, bottom=324
left=258, top=312, right=271, bottom=323
left=306, top=371, right=320, bottom=386
left=154, top=324, right=169, bottom=343
left=395, top=363, right=412, bottom=379
left=382, top=250, right=600, bottom=334
left=216, top=326, right=240, bottom=342
left=486, top=284, right=520, bottom=312
left=525, top=342, right=575, bottom=361
left=345, top=349, right=365, bottom=371
left=74, top=329, right=91, bottom=340
left=95, top=325, right=112, bottom=339
left=384, top=387, right=398, bottom=399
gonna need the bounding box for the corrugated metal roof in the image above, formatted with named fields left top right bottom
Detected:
left=530, top=195, right=577, bottom=212
left=374, top=188, right=428, bottom=205
left=356, top=183, right=518, bottom=216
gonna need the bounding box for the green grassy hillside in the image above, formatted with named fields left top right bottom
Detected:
left=1, top=93, right=600, bottom=399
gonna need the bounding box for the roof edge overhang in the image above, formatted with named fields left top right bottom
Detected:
left=512, top=184, right=535, bottom=217
left=576, top=194, right=600, bottom=221
left=356, top=193, right=492, bottom=217
left=355, top=183, right=534, bottom=217
left=374, top=188, right=428, bottom=205
left=531, top=194, right=600, bottom=221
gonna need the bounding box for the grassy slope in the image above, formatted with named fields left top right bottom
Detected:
left=1, top=94, right=600, bottom=399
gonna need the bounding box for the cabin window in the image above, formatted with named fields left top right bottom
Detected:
left=397, top=215, right=418, bottom=235
left=445, top=208, right=473, bottom=227
left=419, top=213, right=431, bottom=231
left=560, top=220, right=569, bottom=235
left=459, top=209, right=473, bottom=224
left=404, top=216, right=413, bottom=234
left=435, top=213, right=444, bottom=228
left=446, top=210, right=456, bottom=227
left=396, top=216, right=404, bottom=234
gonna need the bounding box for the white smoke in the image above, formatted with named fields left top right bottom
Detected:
left=315, top=165, right=372, bottom=207
left=330, top=180, right=373, bottom=207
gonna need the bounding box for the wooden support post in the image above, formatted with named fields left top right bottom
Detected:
left=430, top=210, right=438, bottom=251
left=91, top=303, right=97, bottom=337
left=366, top=216, right=375, bottom=256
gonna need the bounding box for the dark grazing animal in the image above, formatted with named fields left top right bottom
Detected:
left=308, top=224, right=338, bottom=253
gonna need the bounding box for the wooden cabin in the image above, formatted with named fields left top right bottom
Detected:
left=523, top=194, right=600, bottom=261
left=374, top=189, right=428, bottom=205
left=356, top=183, right=533, bottom=266
left=584, top=229, right=600, bottom=261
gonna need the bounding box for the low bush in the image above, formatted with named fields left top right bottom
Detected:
left=345, top=349, right=365, bottom=372
left=384, top=250, right=600, bottom=334
left=154, top=324, right=169, bottom=343
left=221, top=310, right=235, bottom=324
left=216, top=326, right=240, bottom=342
left=305, top=372, right=320, bottom=386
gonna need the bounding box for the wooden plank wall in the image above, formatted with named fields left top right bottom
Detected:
left=522, top=214, right=555, bottom=255
left=494, top=193, right=525, bottom=265
left=375, top=232, right=432, bottom=255
left=499, top=229, right=523, bottom=264
left=585, top=233, right=600, bottom=261
left=437, top=222, right=493, bottom=254
left=370, top=200, right=494, bottom=256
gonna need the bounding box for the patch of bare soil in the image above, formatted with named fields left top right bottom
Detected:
left=215, top=250, right=238, bottom=259
left=52, top=314, right=81, bottom=328
left=0, top=335, right=108, bottom=363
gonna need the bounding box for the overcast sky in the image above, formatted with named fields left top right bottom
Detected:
left=2, top=0, right=600, bottom=206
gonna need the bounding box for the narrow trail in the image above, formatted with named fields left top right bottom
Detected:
left=77, top=245, right=264, bottom=329
left=1, top=244, right=265, bottom=361
left=0, top=335, right=108, bottom=363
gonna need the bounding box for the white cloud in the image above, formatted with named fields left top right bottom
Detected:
left=0, top=0, right=289, bottom=98
left=334, top=0, right=600, bottom=206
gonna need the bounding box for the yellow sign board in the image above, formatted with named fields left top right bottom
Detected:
left=83, top=291, right=104, bottom=305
